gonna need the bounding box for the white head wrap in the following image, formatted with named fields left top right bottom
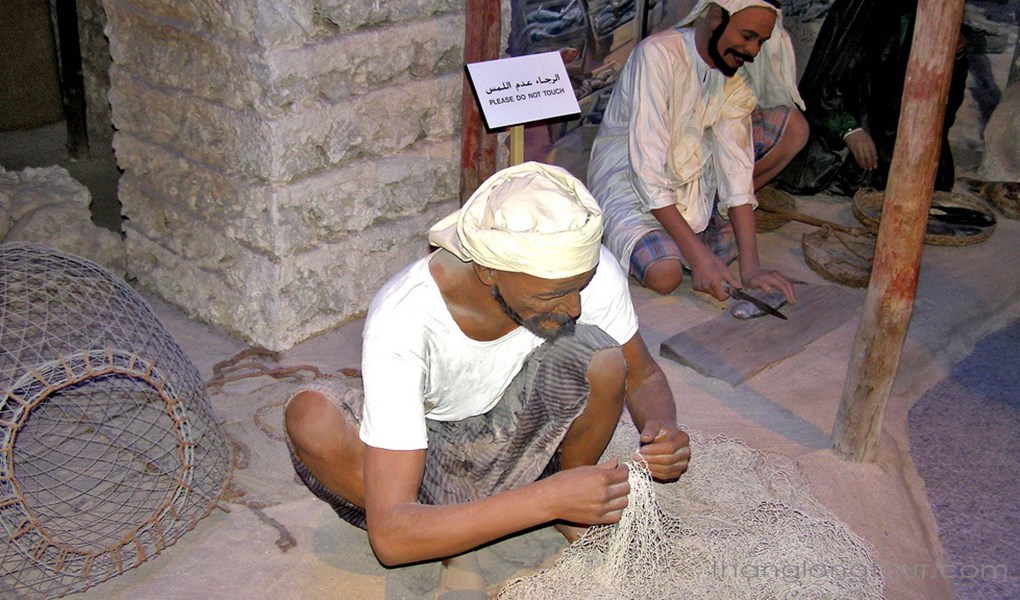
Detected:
left=679, top=0, right=804, bottom=109
left=428, top=162, right=603, bottom=279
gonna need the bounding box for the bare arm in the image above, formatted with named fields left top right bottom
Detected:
left=363, top=446, right=630, bottom=566
left=620, top=333, right=690, bottom=481
left=729, top=204, right=797, bottom=303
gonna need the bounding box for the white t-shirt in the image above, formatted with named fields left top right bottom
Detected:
left=359, top=245, right=639, bottom=451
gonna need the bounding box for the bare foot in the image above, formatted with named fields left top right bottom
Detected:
left=435, top=552, right=486, bottom=600
left=554, top=522, right=589, bottom=544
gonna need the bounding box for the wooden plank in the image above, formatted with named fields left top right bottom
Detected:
left=660, top=284, right=863, bottom=386
left=460, top=0, right=500, bottom=204
left=54, top=0, right=90, bottom=159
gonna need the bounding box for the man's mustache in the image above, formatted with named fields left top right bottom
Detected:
left=726, top=49, right=755, bottom=63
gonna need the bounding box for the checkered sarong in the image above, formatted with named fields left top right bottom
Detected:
left=287, top=324, right=619, bottom=530
left=752, top=105, right=792, bottom=161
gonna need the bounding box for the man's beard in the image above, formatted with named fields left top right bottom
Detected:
left=707, top=11, right=755, bottom=78
left=492, top=286, right=576, bottom=340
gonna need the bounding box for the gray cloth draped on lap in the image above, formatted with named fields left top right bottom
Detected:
left=287, top=324, right=619, bottom=530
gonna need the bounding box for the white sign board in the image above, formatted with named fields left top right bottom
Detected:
left=466, top=51, right=580, bottom=130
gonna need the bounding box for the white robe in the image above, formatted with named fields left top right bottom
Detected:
left=587, top=27, right=758, bottom=269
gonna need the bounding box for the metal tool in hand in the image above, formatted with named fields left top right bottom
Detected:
left=726, top=285, right=788, bottom=320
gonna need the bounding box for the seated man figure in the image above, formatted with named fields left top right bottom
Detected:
left=775, top=0, right=968, bottom=197
left=285, top=162, right=691, bottom=599
left=588, top=0, right=807, bottom=304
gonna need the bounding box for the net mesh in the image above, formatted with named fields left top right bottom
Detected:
left=0, top=243, right=231, bottom=599
left=500, top=425, right=885, bottom=599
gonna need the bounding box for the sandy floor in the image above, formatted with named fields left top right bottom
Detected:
left=33, top=188, right=1011, bottom=600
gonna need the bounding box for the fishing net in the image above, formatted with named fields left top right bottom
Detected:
left=0, top=243, right=231, bottom=599
left=500, top=425, right=885, bottom=599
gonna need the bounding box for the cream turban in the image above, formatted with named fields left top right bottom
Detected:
left=679, top=0, right=804, bottom=110
left=428, top=162, right=603, bottom=279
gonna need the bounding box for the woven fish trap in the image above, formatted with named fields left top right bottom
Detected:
left=852, top=189, right=996, bottom=246
left=802, top=228, right=876, bottom=288
left=754, top=186, right=797, bottom=232
left=0, top=243, right=231, bottom=599
left=983, top=181, right=1020, bottom=220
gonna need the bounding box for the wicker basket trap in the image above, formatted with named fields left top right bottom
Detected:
left=802, top=228, right=876, bottom=288
left=0, top=243, right=231, bottom=599
left=852, top=189, right=997, bottom=246
left=754, top=186, right=798, bottom=232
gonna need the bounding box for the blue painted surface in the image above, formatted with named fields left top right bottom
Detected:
left=908, top=319, right=1020, bottom=599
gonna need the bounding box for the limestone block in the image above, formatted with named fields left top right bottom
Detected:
left=125, top=201, right=454, bottom=351
left=114, top=133, right=278, bottom=247
left=261, top=14, right=464, bottom=109
left=270, top=204, right=455, bottom=350
left=276, top=140, right=460, bottom=243
left=123, top=232, right=271, bottom=345
left=0, top=169, right=18, bottom=240
left=116, top=133, right=458, bottom=255
left=312, top=0, right=462, bottom=36
left=111, top=66, right=459, bottom=181
left=110, top=68, right=274, bottom=176
left=118, top=171, right=279, bottom=267
left=119, top=178, right=245, bottom=273
left=104, top=2, right=465, bottom=111
left=123, top=221, right=295, bottom=341
left=105, top=3, right=263, bottom=110
left=268, top=72, right=462, bottom=179
left=103, top=0, right=315, bottom=49
left=247, top=0, right=317, bottom=48
left=5, top=205, right=126, bottom=277
left=0, top=180, right=10, bottom=240
left=119, top=141, right=459, bottom=263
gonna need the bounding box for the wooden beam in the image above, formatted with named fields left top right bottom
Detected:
left=634, top=0, right=650, bottom=41
left=53, top=0, right=90, bottom=160
left=460, top=0, right=501, bottom=204
left=831, top=0, right=966, bottom=462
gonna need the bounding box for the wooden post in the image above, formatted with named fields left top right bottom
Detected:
left=509, top=125, right=524, bottom=166
left=460, top=0, right=501, bottom=204
left=53, top=0, right=90, bottom=160
left=634, top=0, right=650, bottom=42
left=831, top=0, right=966, bottom=462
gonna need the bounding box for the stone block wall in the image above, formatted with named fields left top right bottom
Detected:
left=103, top=0, right=476, bottom=351
left=78, top=0, right=114, bottom=150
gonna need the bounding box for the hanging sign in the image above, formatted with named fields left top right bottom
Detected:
left=466, top=51, right=580, bottom=130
